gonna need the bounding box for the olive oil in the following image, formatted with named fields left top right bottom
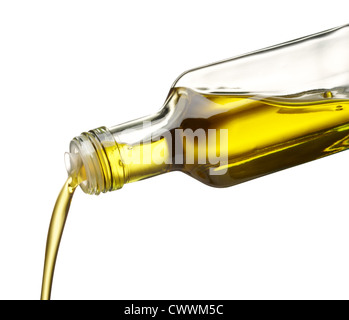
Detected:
left=103, top=87, right=349, bottom=190
left=41, top=87, right=349, bottom=299
left=40, top=176, right=79, bottom=300
left=172, top=87, right=349, bottom=187
left=40, top=24, right=349, bottom=299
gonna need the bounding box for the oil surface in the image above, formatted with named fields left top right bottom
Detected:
left=40, top=176, right=79, bottom=300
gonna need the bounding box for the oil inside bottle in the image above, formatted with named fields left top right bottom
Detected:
left=103, top=87, right=349, bottom=189
left=170, top=87, right=349, bottom=187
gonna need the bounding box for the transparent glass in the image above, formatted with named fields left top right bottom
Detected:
left=68, top=24, right=349, bottom=194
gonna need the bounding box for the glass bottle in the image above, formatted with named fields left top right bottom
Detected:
left=66, top=24, right=349, bottom=195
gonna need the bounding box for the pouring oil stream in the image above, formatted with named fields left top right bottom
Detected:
left=40, top=153, right=83, bottom=300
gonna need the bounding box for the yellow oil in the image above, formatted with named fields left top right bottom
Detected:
left=40, top=176, right=80, bottom=300
left=172, top=88, right=349, bottom=187
left=40, top=87, right=349, bottom=299
left=103, top=88, right=349, bottom=188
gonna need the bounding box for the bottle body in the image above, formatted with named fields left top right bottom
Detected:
left=68, top=24, right=349, bottom=194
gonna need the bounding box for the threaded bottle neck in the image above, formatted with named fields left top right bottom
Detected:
left=68, top=127, right=125, bottom=195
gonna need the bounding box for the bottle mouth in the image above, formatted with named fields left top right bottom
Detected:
left=66, top=127, right=125, bottom=195
left=64, top=151, right=85, bottom=187
left=65, top=152, right=81, bottom=176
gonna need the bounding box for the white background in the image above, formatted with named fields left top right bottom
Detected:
left=1, top=0, right=349, bottom=300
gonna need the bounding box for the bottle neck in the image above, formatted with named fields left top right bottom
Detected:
left=68, top=127, right=125, bottom=195
left=67, top=89, right=184, bottom=195
left=69, top=118, right=173, bottom=195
